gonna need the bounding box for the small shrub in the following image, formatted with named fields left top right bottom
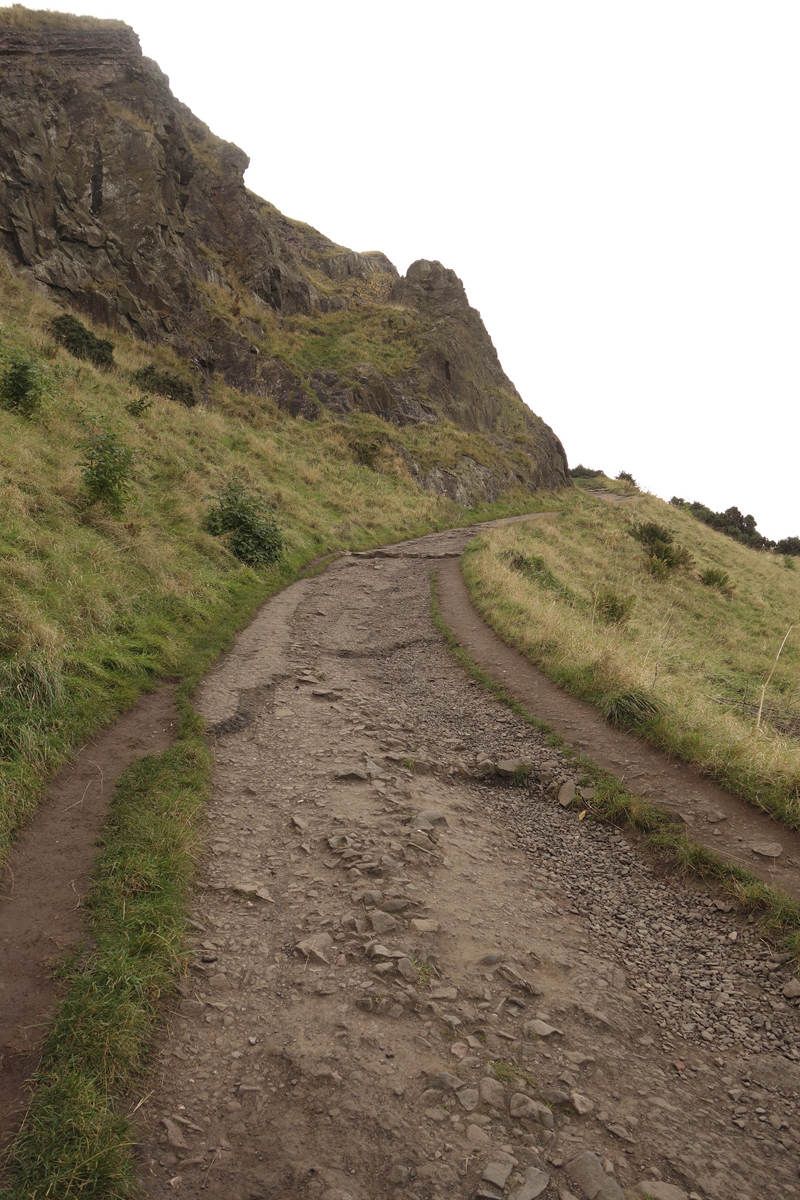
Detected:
left=629, top=521, right=693, bottom=574
left=203, top=476, right=284, bottom=566
left=0, top=347, right=47, bottom=417
left=700, top=567, right=735, bottom=596
left=350, top=433, right=387, bottom=468
left=601, top=689, right=662, bottom=728
left=616, top=470, right=637, bottom=484
left=125, top=394, right=153, bottom=417
left=50, top=313, right=114, bottom=368
left=503, top=550, right=576, bottom=600
left=630, top=521, right=674, bottom=549
left=592, top=584, right=635, bottom=625
left=570, top=464, right=605, bottom=478
left=783, top=556, right=796, bottom=571
left=77, top=423, right=135, bottom=517
left=133, top=364, right=195, bottom=407
left=776, top=536, right=800, bottom=557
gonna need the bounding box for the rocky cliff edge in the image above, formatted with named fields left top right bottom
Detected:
left=0, top=10, right=570, bottom=501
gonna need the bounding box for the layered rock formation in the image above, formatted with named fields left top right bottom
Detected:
left=0, top=10, right=570, bottom=499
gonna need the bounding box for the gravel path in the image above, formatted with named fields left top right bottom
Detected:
left=136, top=525, right=800, bottom=1200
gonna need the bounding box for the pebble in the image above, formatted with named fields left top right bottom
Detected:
left=467, top=1124, right=491, bottom=1148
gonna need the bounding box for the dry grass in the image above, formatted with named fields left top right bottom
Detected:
left=0, top=4, right=129, bottom=30
left=463, top=484, right=800, bottom=827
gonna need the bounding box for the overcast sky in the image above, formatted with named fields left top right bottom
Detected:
left=58, top=0, right=800, bottom=539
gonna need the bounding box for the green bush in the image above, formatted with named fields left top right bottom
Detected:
left=783, top=556, right=796, bottom=571
left=776, top=536, right=800, bottom=557
left=125, top=394, right=153, bottom=417
left=592, top=584, right=635, bottom=625
left=616, top=470, right=636, bottom=484
left=629, top=521, right=694, bottom=575
left=133, top=364, right=195, bottom=407
left=0, top=347, right=48, bottom=417
left=50, top=313, right=115, bottom=368
left=699, top=567, right=734, bottom=596
left=503, top=549, right=577, bottom=601
left=570, top=463, right=605, bottom=478
left=203, top=476, right=285, bottom=566
left=350, top=432, right=387, bottom=468
left=77, top=423, right=135, bottom=517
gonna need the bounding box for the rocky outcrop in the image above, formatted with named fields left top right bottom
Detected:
left=0, top=12, right=570, bottom=500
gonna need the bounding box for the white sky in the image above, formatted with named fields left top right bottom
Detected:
left=46, top=0, right=800, bottom=540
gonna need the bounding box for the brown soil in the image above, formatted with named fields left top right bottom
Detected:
left=132, top=522, right=800, bottom=1200
left=0, top=685, right=178, bottom=1151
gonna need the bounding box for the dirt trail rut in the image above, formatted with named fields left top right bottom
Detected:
left=0, top=686, right=178, bottom=1151
left=137, top=523, right=800, bottom=1200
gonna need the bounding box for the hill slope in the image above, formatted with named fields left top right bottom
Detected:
left=463, top=479, right=800, bottom=827
left=0, top=7, right=569, bottom=499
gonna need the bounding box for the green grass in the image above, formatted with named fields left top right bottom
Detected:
left=430, top=574, right=800, bottom=952
left=0, top=264, right=544, bottom=877
left=0, top=705, right=207, bottom=1198
left=461, top=483, right=800, bottom=829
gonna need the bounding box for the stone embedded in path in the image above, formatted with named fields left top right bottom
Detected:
left=523, top=1019, right=561, bottom=1038
left=635, top=1183, right=689, bottom=1200
left=479, top=1077, right=506, bottom=1108
left=467, top=1123, right=491, bottom=1148
left=295, top=932, right=333, bottom=963
left=509, top=1167, right=550, bottom=1200
left=497, top=758, right=527, bottom=778
left=457, top=1088, right=479, bottom=1111
left=509, top=1093, right=539, bottom=1120
left=428, top=1071, right=463, bottom=1091
left=570, top=1090, right=594, bottom=1115
left=334, top=767, right=369, bottom=781
left=161, top=1118, right=189, bottom=1150
left=782, top=978, right=800, bottom=999
left=751, top=841, right=783, bottom=858
left=369, top=911, right=398, bottom=935
left=409, top=918, right=440, bottom=933
left=396, top=957, right=419, bottom=983
left=416, top=807, right=448, bottom=826
left=567, top=1151, right=625, bottom=1200
left=558, top=780, right=576, bottom=808
left=483, top=1162, right=513, bottom=1188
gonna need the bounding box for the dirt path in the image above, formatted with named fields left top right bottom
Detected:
left=135, top=524, right=800, bottom=1200
left=0, top=686, right=178, bottom=1152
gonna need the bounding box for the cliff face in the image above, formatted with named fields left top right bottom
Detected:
left=0, top=12, right=570, bottom=498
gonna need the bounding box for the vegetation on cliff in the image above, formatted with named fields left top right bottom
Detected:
left=0, top=264, right=552, bottom=875
left=464, top=480, right=800, bottom=829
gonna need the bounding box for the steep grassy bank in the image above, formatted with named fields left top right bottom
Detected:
left=463, top=481, right=800, bottom=827
left=0, top=263, right=549, bottom=871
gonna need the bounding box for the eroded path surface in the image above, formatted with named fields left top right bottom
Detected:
left=137, top=526, right=800, bottom=1200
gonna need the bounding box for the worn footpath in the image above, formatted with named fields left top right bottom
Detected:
left=137, top=525, right=800, bottom=1200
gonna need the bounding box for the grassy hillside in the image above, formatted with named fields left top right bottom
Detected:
left=0, top=261, right=546, bottom=870
left=463, top=477, right=800, bottom=827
